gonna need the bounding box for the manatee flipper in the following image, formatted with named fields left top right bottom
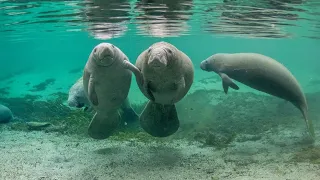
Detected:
left=88, top=75, right=98, bottom=106
left=171, top=76, right=186, bottom=91
left=145, top=81, right=156, bottom=101
left=140, top=101, right=180, bottom=137
left=88, top=111, right=121, bottom=139
left=120, top=97, right=139, bottom=123
left=170, top=77, right=186, bottom=103
left=123, top=60, right=155, bottom=101
left=141, top=80, right=155, bottom=101
left=123, top=60, right=144, bottom=87
left=220, top=73, right=239, bottom=94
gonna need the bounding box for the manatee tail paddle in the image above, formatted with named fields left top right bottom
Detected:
left=140, top=101, right=180, bottom=137
left=88, top=111, right=121, bottom=139
left=301, top=106, right=315, bottom=138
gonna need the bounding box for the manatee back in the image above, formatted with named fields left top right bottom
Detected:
left=68, top=77, right=91, bottom=107
left=223, top=53, right=307, bottom=108
left=0, top=104, right=13, bottom=123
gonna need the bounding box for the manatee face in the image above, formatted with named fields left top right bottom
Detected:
left=200, top=54, right=225, bottom=73
left=146, top=43, right=175, bottom=70
left=92, top=43, right=117, bottom=67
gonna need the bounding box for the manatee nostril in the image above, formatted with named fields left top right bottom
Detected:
left=149, top=57, right=161, bottom=66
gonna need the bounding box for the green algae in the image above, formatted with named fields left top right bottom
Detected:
left=292, top=146, right=320, bottom=164
left=1, top=88, right=319, bottom=146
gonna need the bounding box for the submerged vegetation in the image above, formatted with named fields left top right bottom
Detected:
left=0, top=88, right=319, bottom=149
left=292, top=146, right=320, bottom=164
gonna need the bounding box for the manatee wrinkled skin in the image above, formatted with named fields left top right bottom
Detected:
left=83, top=42, right=136, bottom=139
left=127, top=41, right=194, bottom=137
left=0, top=104, right=13, bottom=123
left=200, top=52, right=315, bottom=138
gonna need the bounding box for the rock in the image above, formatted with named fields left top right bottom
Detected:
left=0, top=104, right=13, bottom=123
left=26, top=121, right=51, bottom=130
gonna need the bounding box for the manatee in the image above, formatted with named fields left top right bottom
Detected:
left=0, top=104, right=13, bottom=123
left=200, top=52, right=315, bottom=138
left=68, top=77, right=92, bottom=111
left=83, top=42, right=136, bottom=139
left=124, top=41, right=194, bottom=137
left=67, top=76, right=138, bottom=124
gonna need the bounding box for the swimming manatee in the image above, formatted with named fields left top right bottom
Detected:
left=124, top=41, right=194, bottom=137
left=67, top=76, right=138, bottom=124
left=0, top=104, right=13, bottom=123
left=200, top=52, right=315, bottom=138
left=83, top=42, right=135, bottom=139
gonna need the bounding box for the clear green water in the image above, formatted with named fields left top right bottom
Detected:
left=0, top=1, right=320, bottom=179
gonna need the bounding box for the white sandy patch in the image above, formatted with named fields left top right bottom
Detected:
left=0, top=126, right=319, bottom=180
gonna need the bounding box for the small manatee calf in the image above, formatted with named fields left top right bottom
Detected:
left=67, top=76, right=138, bottom=124
left=200, top=53, right=315, bottom=138
left=0, top=104, right=13, bottom=123
left=83, top=42, right=138, bottom=139
left=124, top=41, right=194, bottom=137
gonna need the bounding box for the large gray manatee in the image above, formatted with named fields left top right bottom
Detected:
left=83, top=42, right=138, bottom=139
left=67, top=76, right=138, bottom=124
left=124, top=41, right=194, bottom=137
left=200, top=52, right=315, bottom=138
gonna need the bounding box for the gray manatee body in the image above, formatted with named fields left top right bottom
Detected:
left=67, top=76, right=138, bottom=123
left=200, top=52, right=314, bottom=138
left=83, top=42, right=137, bottom=139
left=68, top=77, right=91, bottom=110
left=125, top=41, right=194, bottom=137
left=0, top=104, right=13, bottom=123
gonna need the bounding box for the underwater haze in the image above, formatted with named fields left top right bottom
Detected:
left=0, top=0, right=320, bottom=180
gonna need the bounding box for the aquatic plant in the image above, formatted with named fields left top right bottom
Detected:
left=29, top=78, right=56, bottom=92
left=0, top=88, right=318, bottom=145
left=292, top=146, right=320, bottom=164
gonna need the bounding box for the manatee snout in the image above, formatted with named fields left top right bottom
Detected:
left=99, top=46, right=114, bottom=59
left=200, top=60, right=207, bottom=70
left=94, top=43, right=115, bottom=66
left=148, top=54, right=167, bottom=69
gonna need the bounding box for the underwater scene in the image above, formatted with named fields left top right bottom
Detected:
left=0, top=0, right=320, bottom=179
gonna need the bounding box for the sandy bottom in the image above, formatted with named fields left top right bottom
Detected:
left=0, top=126, right=319, bottom=180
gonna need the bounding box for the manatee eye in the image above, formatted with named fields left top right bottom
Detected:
left=94, top=48, right=97, bottom=53
left=167, top=49, right=172, bottom=54
left=148, top=48, right=151, bottom=53
left=112, top=45, right=115, bottom=48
